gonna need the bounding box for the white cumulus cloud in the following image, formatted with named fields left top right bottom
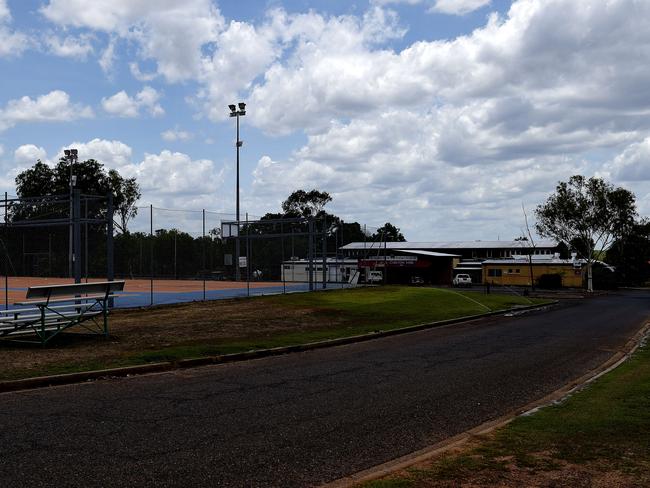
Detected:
left=119, top=150, right=224, bottom=208
left=53, top=140, right=226, bottom=210
left=41, top=0, right=225, bottom=82
left=26, top=0, right=650, bottom=238
left=161, top=128, right=193, bottom=142
left=0, top=90, right=94, bottom=132
left=0, top=0, right=29, bottom=57
left=45, top=33, right=94, bottom=59
left=101, top=86, right=164, bottom=118
left=59, top=139, right=134, bottom=169
left=14, top=144, right=48, bottom=167
left=606, top=137, right=650, bottom=182
left=431, top=0, right=491, bottom=15
left=0, top=0, right=9, bottom=21
left=372, top=0, right=491, bottom=15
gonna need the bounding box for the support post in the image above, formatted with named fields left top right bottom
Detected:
left=308, top=218, right=314, bottom=291
left=173, top=232, right=177, bottom=280
left=73, top=189, right=81, bottom=283
left=202, top=209, right=206, bottom=301
left=322, top=218, right=327, bottom=289
left=150, top=204, right=154, bottom=306
left=4, top=191, right=7, bottom=310
left=107, top=193, right=115, bottom=307
left=84, top=198, right=88, bottom=282
left=48, top=234, right=52, bottom=277
left=383, top=235, right=388, bottom=286
left=246, top=213, right=250, bottom=297
left=281, top=221, right=286, bottom=294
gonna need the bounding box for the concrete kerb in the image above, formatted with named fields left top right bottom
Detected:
left=0, top=301, right=558, bottom=394
left=320, top=318, right=650, bottom=488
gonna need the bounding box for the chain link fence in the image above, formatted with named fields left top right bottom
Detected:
left=1, top=195, right=385, bottom=308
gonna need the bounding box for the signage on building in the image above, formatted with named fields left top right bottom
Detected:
left=359, top=256, right=418, bottom=267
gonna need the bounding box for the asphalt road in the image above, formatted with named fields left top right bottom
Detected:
left=0, top=291, right=648, bottom=487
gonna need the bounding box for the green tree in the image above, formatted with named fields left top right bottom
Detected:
left=607, top=220, right=650, bottom=285
left=108, top=169, right=141, bottom=234
left=281, top=189, right=332, bottom=218
left=373, top=222, right=406, bottom=242
left=535, top=175, right=637, bottom=292
left=14, top=157, right=141, bottom=233
left=14, top=160, right=54, bottom=198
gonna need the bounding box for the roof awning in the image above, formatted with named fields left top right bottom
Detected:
left=395, top=249, right=461, bottom=258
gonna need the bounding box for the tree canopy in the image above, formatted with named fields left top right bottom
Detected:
left=373, top=222, right=406, bottom=242
left=535, top=175, right=637, bottom=291
left=15, top=158, right=141, bottom=233
left=281, top=189, right=332, bottom=218
left=606, top=220, right=650, bottom=285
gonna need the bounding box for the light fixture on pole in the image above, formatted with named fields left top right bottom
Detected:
left=229, top=102, right=246, bottom=280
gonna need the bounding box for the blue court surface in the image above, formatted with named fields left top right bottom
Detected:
left=117, top=282, right=313, bottom=308
left=1, top=280, right=353, bottom=311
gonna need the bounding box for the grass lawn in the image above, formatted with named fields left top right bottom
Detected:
left=0, top=286, right=546, bottom=382
left=363, top=338, right=650, bottom=487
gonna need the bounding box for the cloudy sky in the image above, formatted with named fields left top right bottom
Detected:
left=0, top=0, right=649, bottom=240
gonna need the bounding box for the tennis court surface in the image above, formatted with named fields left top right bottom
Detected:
left=0, top=277, right=314, bottom=309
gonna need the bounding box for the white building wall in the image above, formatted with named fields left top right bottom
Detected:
left=281, top=260, right=358, bottom=283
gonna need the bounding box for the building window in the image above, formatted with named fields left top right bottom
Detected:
left=487, top=268, right=502, bottom=277
left=283, top=265, right=291, bottom=270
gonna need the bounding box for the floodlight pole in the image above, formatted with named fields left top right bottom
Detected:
left=229, top=103, right=246, bottom=280
left=68, top=153, right=73, bottom=278
left=236, top=112, right=241, bottom=281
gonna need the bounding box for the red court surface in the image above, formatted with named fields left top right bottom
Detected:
left=0, top=276, right=304, bottom=307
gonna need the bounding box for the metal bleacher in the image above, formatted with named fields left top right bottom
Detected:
left=0, top=281, right=125, bottom=344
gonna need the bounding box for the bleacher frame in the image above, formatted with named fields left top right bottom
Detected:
left=0, top=281, right=125, bottom=344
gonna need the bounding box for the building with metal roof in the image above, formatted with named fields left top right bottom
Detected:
left=340, top=240, right=559, bottom=260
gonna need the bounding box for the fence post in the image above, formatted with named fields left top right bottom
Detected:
left=106, top=193, right=115, bottom=307
left=322, top=218, right=327, bottom=289
left=107, top=193, right=114, bottom=281
left=4, top=191, right=7, bottom=309
left=150, top=204, right=153, bottom=306
left=84, top=197, right=88, bottom=282
left=73, top=189, right=81, bottom=283
left=246, top=213, right=250, bottom=297
left=308, top=218, right=314, bottom=291
left=202, top=209, right=206, bottom=301
left=281, top=221, right=286, bottom=294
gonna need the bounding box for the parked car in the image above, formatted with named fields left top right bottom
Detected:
left=453, top=273, right=472, bottom=287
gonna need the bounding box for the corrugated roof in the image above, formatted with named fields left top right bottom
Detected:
left=340, top=240, right=558, bottom=250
